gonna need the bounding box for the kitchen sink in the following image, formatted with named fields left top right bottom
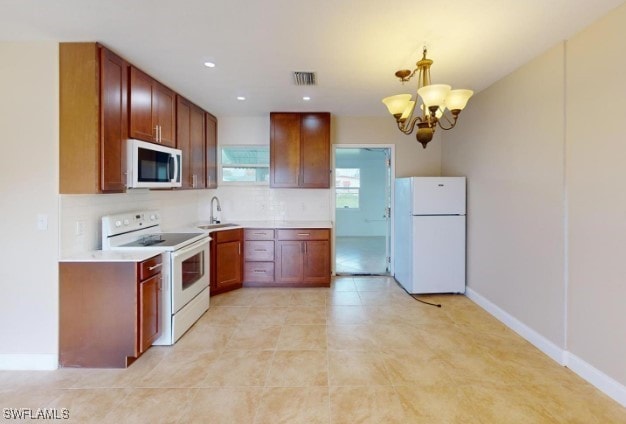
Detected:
left=197, top=223, right=240, bottom=230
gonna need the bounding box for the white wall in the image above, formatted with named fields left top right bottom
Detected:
left=442, top=2, right=626, bottom=406
left=0, top=42, right=60, bottom=369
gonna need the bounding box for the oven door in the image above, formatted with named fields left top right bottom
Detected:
left=171, top=238, right=210, bottom=313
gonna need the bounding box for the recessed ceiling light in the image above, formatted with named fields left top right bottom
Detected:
left=303, top=96, right=311, bottom=101
left=203, top=61, right=216, bottom=68
left=237, top=96, right=246, bottom=101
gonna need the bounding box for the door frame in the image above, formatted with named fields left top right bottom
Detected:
left=332, top=144, right=396, bottom=276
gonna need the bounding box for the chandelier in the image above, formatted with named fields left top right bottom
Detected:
left=382, top=48, right=473, bottom=148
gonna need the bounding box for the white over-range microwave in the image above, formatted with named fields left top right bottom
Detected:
left=126, top=139, right=182, bottom=189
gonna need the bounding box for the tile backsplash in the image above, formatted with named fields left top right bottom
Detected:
left=61, top=186, right=332, bottom=257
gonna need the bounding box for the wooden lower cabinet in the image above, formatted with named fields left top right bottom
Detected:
left=211, top=228, right=243, bottom=295
left=243, top=228, right=330, bottom=288
left=59, top=254, right=162, bottom=368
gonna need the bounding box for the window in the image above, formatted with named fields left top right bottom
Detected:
left=220, top=146, right=269, bottom=184
left=335, top=168, right=360, bottom=208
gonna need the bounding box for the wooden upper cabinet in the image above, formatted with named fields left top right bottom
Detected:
left=129, top=66, right=176, bottom=147
left=205, top=112, right=218, bottom=189
left=100, top=47, right=128, bottom=192
left=60, top=43, right=128, bottom=194
left=176, top=96, right=207, bottom=189
left=270, top=112, right=330, bottom=188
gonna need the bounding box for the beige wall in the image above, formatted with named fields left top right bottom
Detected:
left=333, top=116, right=441, bottom=177
left=442, top=45, right=566, bottom=347
left=442, top=2, right=626, bottom=396
left=566, top=5, right=626, bottom=386
left=0, top=42, right=59, bottom=368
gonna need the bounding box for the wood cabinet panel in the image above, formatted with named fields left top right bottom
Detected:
left=300, top=113, right=330, bottom=188
left=270, top=113, right=301, bottom=187
left=138, top=254, right=162, bottom=281
left=129, top=66, right=155, bottom=142
left=277, top=229, right=329, bottom=241
left=176, top=96, right=192, bottom=188
left=244, top=241, right=274, bottom=261
left=190, top=104, right=206, bottom=188
left=270, top=112, right=330, bottom=188
left=303, top=240, right=330, bottom=284
left=139, top=274, right=161, bottom=353
left=205, top=113, right=218, bottom=188
left=100, top=47, right=128, bottom=192
left=154, top=83, right=176, bottom=147
left=59, top=254, right=162, bottom=368
left=275, top=241, right=304, bottom=284
left=244, top=229, right=275, bottom=240
left=129, top=66, right=176, bottom=147
left=244, top=262, right=275, bottom=282
left=60, top=43, right=128, bottom=194
left=211, top=228, right=243, bottom=295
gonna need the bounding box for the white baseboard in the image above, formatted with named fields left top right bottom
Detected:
left=465, top=287, right=626, bottom=409
left=0, top=354, right=58, bottom=370
left=465, top=287, right=567, bottom=364
left=565, top=352, right=626, bottom=408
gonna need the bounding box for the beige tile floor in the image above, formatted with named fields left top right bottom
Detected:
left=1, top=276, right=626, bottom=423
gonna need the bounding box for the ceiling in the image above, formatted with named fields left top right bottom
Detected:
left=1, top=0, right=623, bottom=118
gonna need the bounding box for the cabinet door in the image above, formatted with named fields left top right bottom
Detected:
left=139, top=273, right=161, bottom=354
left=303, top=240, right=330, bottom=284
left=99, top=47, right=128, bottom=192
left=276, top=241, right=304, bottom=283
left=300, top=113, right=330, bottom=188
left=176, top=96, right=192, bottom=188
left=216, top=240, right=242, bottom=291
left=154, top=82, right=176, bottom=147
left=205, top=112, right=218, bottom=188
left=190, top=104, right=206, bottom=188
left=129, top=67, right=156, bottom=142
left=270, top=113, right=301, bottom=187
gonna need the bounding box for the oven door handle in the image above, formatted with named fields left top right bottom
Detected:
left=170, top=237, right=210, bottom=259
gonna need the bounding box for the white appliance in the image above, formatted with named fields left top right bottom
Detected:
left=394, top=177, right=466, bottom=294
left=102, top=211, right=210, bottom=345
left=127, top=139, right=182, bottom=189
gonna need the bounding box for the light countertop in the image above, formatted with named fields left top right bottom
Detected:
left=193, top=220, right=333, bottom=231
left=60, top=249, right=164, bottom=263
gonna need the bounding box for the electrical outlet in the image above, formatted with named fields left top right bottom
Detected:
left=37, top=214, right=48, bottom=231
left=75, top=220, right=85, bottom=236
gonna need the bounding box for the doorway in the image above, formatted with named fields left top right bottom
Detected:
left=334, top=146, right=393, bottom=275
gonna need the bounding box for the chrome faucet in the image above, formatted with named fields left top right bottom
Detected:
left=210, top=196, right=222, bottom=224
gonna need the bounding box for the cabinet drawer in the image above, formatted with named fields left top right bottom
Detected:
left=244, top=241, right=274, bottom=261
left=213, top=228, right=243, bottom=243
left=244, top=262, right=275, bottom=282
left=277, top=229, right=330, bottom=241
left=244, top=228, right=275, bottom=240
left=138, top=255, right=162, bottom=281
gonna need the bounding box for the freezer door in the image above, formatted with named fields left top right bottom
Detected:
left=411, top=177, right=466, bottom=215
left=411, top=215, right=465, bottom=294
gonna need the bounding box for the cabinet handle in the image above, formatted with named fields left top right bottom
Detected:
left=148, top=263, right=162, bottom=271
left=238, top=243, right=241, bottom=255
left=253, top=232, right=266, bottom=235
left=253, top=270, right=265, bottom=273
left=254, top=249, right=267, bottom=252
left=304, top=243, right=307, bottom=254
left=297, top=233, right=310, bottom=236
left=154, top=126, right=159, bottom=142
left=192, top=174, right=197, bottom=188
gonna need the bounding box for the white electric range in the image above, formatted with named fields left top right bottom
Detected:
left=102, top=210, right=211, bottom=345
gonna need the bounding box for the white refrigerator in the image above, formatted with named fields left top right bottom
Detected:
left=394, top=177, right=466, bottom=294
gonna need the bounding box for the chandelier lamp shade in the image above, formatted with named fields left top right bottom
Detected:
left=382, top=48, right=473, bottom=148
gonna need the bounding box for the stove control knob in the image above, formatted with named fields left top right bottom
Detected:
left=150, top=214, right=157, bottom=221
left=123, top=219, right=130, bottom=226
left=115, top=220, right=122, bottom=227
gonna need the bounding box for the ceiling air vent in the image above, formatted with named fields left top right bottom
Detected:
left=293, top=71, right=316, bottom=86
